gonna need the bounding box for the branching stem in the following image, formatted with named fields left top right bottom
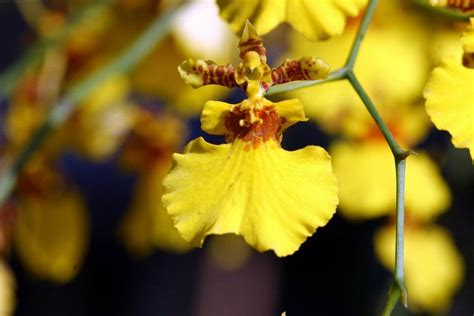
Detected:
left=269, top=0, right=409, bottom=314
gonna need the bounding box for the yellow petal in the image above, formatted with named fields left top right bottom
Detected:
left=0, top=261, right=15, bottom=315
left=424, top=57, right=474, bottom=160
left=201, top=100, right=231, bottom=135
left=374, top=225, right=464, bottom=313
left=273, top=98, right=308, bottom=130
left=163, top=137, right=338, bottom=257
left=120, top=165, right=190, bottom=257
left=286, top=0, right=367, bottom=40
left=331, top=141, right=451, bottom=221
left=217, top=0, right=367, bottom=41
left=14, top=190, right=89, bottom=283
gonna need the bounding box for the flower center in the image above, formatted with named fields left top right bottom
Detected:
left=224, top=103, right=284, bottom=148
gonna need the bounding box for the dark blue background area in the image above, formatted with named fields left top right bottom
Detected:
left=1, top=2, right=473, bottom=316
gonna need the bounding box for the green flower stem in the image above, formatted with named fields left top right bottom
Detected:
left=269, top=0, right=410, bottom=314
left=348, top=71, right=409, bottom=315
left=346, top=72, right=408, bottom=159
left=345, top=0, right=379, bottom=69
left=0, top=0, right=114, bottom=100
left=0, top=3, right=182, bottom=206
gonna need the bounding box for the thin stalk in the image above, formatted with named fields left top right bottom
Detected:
left=381, top=286, right=401, bottom=316
left=0, top=4, right=181, bottom=206
left=0, top=0, right=114, bottom=100
left=347, top=70, right=410, bottom=315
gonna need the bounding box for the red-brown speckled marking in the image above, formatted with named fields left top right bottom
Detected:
left=445, top=0, right=474, bottom=11
left=224, top=105, right=284, bottom=149
left=272, top=60, right=312, bottom=85
left=200, top=64, right=237, bottom=88
left=239, top=38, right=267, bottom=62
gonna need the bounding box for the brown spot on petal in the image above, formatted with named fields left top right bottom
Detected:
left=224, top=105, right=283, bottom=148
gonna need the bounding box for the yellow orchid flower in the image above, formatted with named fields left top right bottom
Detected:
left=0, top=260, right=15, bottom=316
left=374, top=224, right=464, bottom=313
left=163, top=21, right=338, bottom=257
left=119, top=109, right=190, bottom=256
left=13, top=158, right=89, bottom=283
left=424, top=18, right=474, bottom=160
left=216, top=0, right=368, bottom=41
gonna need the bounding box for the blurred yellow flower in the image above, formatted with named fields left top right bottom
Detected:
left=0, top=260, right=15, bottom=316
left=120, top=165, right=191, bottom=257
left=288, top=2, right=430, bottom=132
left=374, top=224, right=464, bottom=313
left=216, top=0, right=368, bottom=40
left=5, top=76, right=65, bottom=156
left=119, top=108, right=186, bottom=171
left=424, top=19, right=474, bottom=160
left=14, top=181, right=89, bottom=283
left=163, top=22, right=338, bottom=257
left=66, top=76, right=134, bottom=161
left=119, top=109, right=190, bottom=256
left=332, top=141, right=451, bottom=220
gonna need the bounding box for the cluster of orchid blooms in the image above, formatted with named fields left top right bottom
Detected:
left=0, top=0, right=473, bottom=314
